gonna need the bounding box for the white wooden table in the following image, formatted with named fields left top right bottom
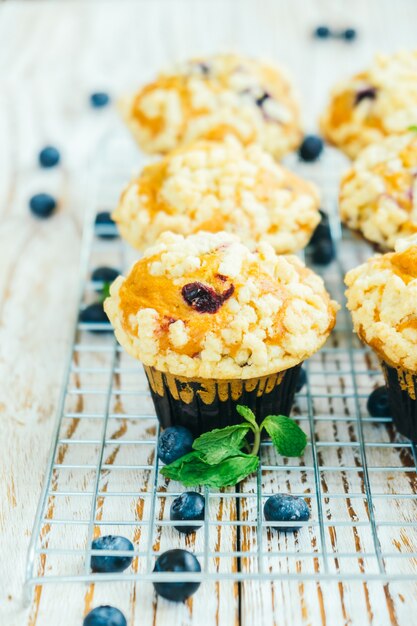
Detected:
left=1, top=1, right=417, bottom=625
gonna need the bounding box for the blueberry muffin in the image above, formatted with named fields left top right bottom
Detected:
left=320, top=49, right=417, bottom=158
left=345, top=235, right=417, bottom=440
left=113, top=138, right=320, bottom=253
left=340, top=132, right=417, bottom=250
left=105, top=231, right=338, bottom=435
left=119, top=53, right=302, bottom=159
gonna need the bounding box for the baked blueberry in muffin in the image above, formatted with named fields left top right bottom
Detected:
left=119, top=53, right=302, bottom=159
left=320, top=49, right=417, bottom=158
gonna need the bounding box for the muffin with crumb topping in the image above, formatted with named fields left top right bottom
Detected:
left=345, top=234, right=417, bottom=439
left=320, top=49, right=417, bottom=159
left=119, top=53, right=302, bottom=160
left=105, top=231, right=338, bottom=435
left=340, top=132, right=417, bottom=250
left=113, top=138, right=320, bottom=254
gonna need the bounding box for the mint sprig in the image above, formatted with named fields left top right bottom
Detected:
left=160, top=405, right=307, bottom=488
left=408, top=125, right=417, bottom=132
left=100, top=282, right=111, bottom=303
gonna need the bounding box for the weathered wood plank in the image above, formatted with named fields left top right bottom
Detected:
left=1, top=1, right=417, bottom=625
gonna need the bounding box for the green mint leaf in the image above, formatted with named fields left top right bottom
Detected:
left=161, top=451, right=259, bottom=488
left=193, top=424, right=250, bottom=464
left=236, top=405, right=258, bottom=431
left=100, top=282, right=111, bottom=303
left=261, top=415, right=307, bottom=457
left=408, top=125, right=417, bottom=132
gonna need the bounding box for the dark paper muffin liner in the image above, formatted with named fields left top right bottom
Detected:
left=144, top=363, right=303, bottom=437
left=380, top=361, right=417, bottom=441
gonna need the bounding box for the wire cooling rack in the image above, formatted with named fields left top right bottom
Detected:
left=23, top=130, right=417, bottom=605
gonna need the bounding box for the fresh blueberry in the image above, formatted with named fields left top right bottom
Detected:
left=95, top=211, right=118, bottom=239
left=83, top=606, right=126, bottom=626
left=367, top=386, right=391, bottom=418
left=91, top=266, right=120, bottom=285
left=343, top=28, right=357, bottom=41
left=153, top=549, right=201, bottom=602
left=298, top=135, right=324, bottom=162
left=29, top=193, right=57, bottom=219
left=38, top=146, right=60, bottom=168
left=312, top=238, right=335, bottom=265
left=170, top=492, right=205, bottom=534
left=264, top=494, right=310, bottom=531
left=90, top=92, right=110, bottom=108
left=310, top=211, right=331, bottom=246
left=314, top=25, right=331, bottom=39
left=295, top=368, right=307, bottom=393
left=157, top=426, right=194, bottom=464
left=79, top=302, right=111, bottom=333
left=90, top=535, right=134, bottom=573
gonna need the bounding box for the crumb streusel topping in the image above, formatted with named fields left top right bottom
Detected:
left=113, top=138, right=320, bottom=253
left=345, top=234, right=417, bottom=372
left=320, top=49, right=417, bottom=158
left=340, top=132, right=417, bottom=250
left=104, top=231, right=338, bottom=379
left=119, top=53, right=302, bottom=159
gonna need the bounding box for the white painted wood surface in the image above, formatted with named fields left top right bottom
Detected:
left=1, top=1, right=417, bottom=625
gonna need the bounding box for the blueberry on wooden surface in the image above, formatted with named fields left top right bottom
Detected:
left=153, top=549, right=201, bottom=602
left=264, top=494, right=310, bottom=531
left=313, top=25, right=331, bottom=39
left=343, top=27, right=357, bottom=41
left=367, top=386, right=391, bottom=418
left=83, top=606, right=127, bottom=626
left=90, top=535, right=134, bottom=573
left=298, top=135, right=324, bottom=162
left=90, top=92, right=110, bottom=108
left=39, top=146, right=60, bottom=168
left=79, top=302, right=111, bottom=333
left=29, top=193, right=57, bottom=218
left=157, top=426, right=194, bottom=464
left=170, top=492, right=205, bottom=534
left=94, top=211, right=118, bottom=239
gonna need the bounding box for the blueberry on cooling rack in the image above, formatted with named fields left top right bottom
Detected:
left=153, top=549, right=201, bottom=602
left=157, top=426, right=194, bottom=464
left=298, top=135, right=324, bottom=162
left=79, top=302, right=111, bottom=333
left=295, top=367, right=307, bottom=393
left=83, top=605, right=127, bottom=626
left=264, top=494, right=310, bottom=531
left=309, top=210, right=335, bottom=265
left=90, top=535, right=134, bottom=573
left=367, top=386, right=391, bottom=418
left=94, top=211, right=119, bottom=239
left=38, top=145, right=60, bottom=168
left=29, top=193, right=57, bottom=219
left=170, top=492, right=205, bottom=534
left=312, top=238, right=335, bottom=265
left=91, top=266, right=120, bottom=287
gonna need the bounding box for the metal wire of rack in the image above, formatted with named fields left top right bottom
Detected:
left=23, top=131, right=417, bottom=605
